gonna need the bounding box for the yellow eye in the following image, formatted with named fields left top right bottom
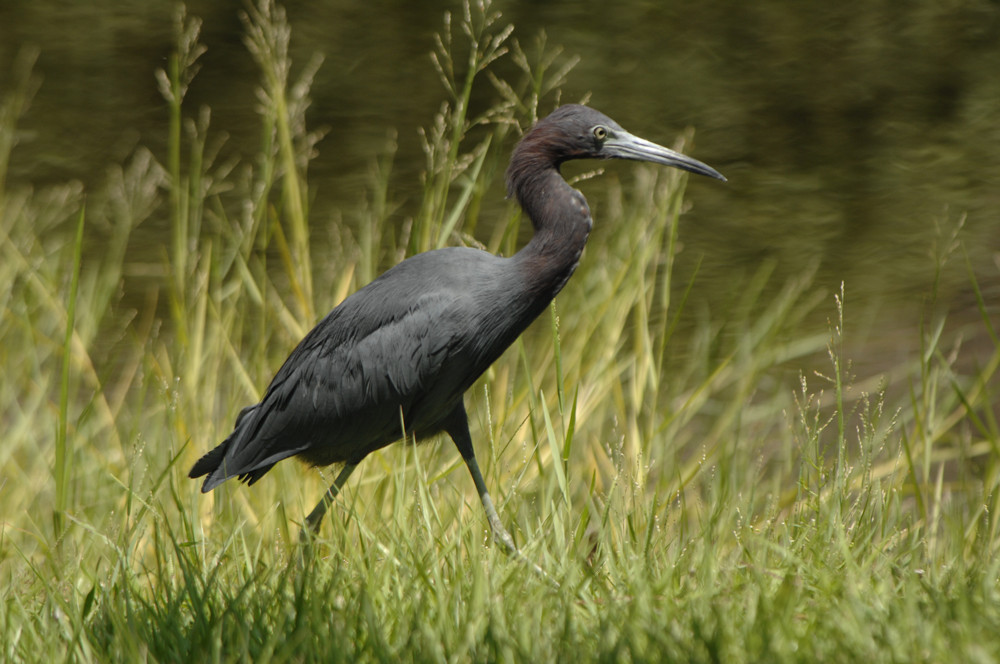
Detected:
left=593, top=126, right=608, bottom=140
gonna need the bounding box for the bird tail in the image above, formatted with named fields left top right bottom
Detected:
left=188, top=404, right=257, bottom=492
left=189, top=403, right=309, bottom=493
left=188, top=443, right=230, bottom=485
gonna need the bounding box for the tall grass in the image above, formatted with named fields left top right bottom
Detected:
left=2, top=0, right=1000, bottom=661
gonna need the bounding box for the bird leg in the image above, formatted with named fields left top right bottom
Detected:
left=300, top=462, right=359, bottom=542
left=461, top=451, right=520, bottom=554
left=460, top=449, right=556, bottom=585
left=442, top=402, right=556, bottom=584
left=442, top=403, right=518, bottom=550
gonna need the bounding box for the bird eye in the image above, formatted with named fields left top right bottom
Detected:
left=593, top=126, right=608, bottom=140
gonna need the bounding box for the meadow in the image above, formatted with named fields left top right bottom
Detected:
left=3, top=2, right=1000, bottom=661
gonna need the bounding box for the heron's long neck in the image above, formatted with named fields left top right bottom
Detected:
left=509, top=165, right=592, bottom=304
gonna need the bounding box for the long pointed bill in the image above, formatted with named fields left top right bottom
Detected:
left=604, top=131, right=727, bottom=182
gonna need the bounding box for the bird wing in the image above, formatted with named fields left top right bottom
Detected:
left=197, top=269, right=477, bottom=490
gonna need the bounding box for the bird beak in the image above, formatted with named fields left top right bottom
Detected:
left=603, top=131, right=727, bottom=182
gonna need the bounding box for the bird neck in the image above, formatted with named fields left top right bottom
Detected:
left=508, top=164, right=593, bottom=302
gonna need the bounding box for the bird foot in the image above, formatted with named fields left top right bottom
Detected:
left=488, top=522, right=558, bottom=588
left=298, top=522, right=320, bottom=547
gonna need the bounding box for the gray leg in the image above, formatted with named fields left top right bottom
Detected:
left=461, top=451, right=519, bottom=554
left=300, top=462, right=358, bottom=541
left=443, top=402, right=554, bottom=583
left=442, top=402, right=520, bottom=551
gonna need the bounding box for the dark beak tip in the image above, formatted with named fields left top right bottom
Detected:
left=698, top=164, right=727, bottom=182
left=692, top=167, right=726, bottom=183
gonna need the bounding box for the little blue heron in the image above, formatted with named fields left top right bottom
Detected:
left=190, top=104, right=725, bottom=555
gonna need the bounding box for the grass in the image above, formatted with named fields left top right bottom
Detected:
left=3, top=1, right=1000, bottom=661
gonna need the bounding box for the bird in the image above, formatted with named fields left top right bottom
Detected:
left=190, top=104, right=725, bottom=555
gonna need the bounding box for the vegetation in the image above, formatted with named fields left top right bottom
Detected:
left=3, top=1, right=999, bottom=661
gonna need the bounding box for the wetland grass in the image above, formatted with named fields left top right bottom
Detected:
left=2, top=1, right=1000, bottom=661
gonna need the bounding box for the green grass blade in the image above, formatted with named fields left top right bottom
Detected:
left=53, top=204, right=86, bottom=537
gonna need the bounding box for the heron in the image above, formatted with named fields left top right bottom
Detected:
left=190, top=104, right=725, bottom=556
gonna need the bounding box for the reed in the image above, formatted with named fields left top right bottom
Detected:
left=2, top=1, right=998, bottom=661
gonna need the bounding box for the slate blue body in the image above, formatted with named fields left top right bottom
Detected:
left=189, top=104, right=725, bottom=546
left=193, top=246, right=563, bottom=489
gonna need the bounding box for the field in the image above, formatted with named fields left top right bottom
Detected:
left=3, top=2, right=1000, bottom=661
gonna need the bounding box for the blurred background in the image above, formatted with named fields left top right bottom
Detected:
left=2, top=0, right=998, bottom=371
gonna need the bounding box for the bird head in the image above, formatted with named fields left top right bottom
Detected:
left=509, top=104, right=726, bottom=187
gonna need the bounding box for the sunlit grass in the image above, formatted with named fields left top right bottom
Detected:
left=3, top=1, right=1000, bottom=661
